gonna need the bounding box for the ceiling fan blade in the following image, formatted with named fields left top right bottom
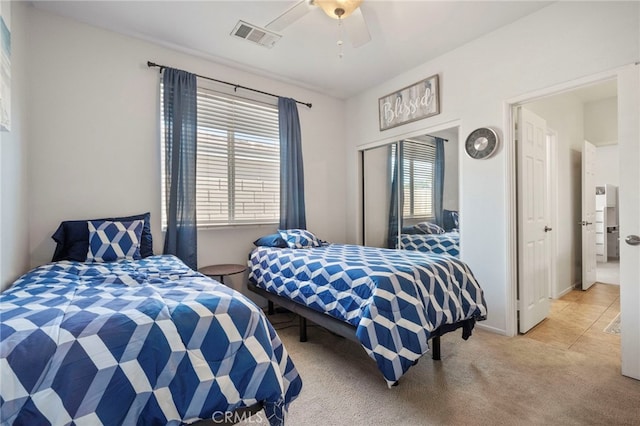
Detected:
left=345, top=7, right=371, bottom=47
left=266, top=0, right=313, bottom=32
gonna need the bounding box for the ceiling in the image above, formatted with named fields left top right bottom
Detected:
left=31, top=1, right=554, bottom=99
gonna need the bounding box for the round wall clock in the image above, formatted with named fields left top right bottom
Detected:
left=465, top=127, right=499, bottom=159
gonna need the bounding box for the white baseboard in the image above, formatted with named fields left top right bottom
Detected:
left=475, top=323, right=509, bottom=336
left=556, top=285, right=575, bottom=298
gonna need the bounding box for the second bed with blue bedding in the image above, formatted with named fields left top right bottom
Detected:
left=399, top=230, right=460, bottom=257
left=249, top=243, right=487, bottom=387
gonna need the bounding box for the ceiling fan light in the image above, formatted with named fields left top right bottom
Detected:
left=315, top=0, right=363, bottom=20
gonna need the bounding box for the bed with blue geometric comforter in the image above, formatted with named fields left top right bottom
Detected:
left=248, top=244, right=487, bottom=387
left=399, top=231, right=460, bottom=257
left=0, top=255, right=302, bottom=425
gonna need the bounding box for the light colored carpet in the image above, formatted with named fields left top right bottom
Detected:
left=605, top=313, right=621, bottom=335
left=243, top=314, right=640, bottom=425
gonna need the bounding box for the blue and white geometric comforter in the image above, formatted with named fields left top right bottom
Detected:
left=248, top=244, right=487, bottom=387
left=399, top=231, right=460, bottom=257
left=0, top=255, right=302, bottom=425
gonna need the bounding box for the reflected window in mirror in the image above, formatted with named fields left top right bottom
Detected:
left=362, top=129, right=460, bottom=257
left=395, top=138, right=437, bottom=224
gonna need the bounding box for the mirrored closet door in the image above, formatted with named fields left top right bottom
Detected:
left=362, top=127, right=460, bottom=256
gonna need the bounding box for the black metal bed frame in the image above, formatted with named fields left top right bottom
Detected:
left=248, top=282, right=477, bottom=370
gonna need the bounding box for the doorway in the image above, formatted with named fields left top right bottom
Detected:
left=507, top=65, right=640, bottom=381
left=514, top=79, right=619, bottom=333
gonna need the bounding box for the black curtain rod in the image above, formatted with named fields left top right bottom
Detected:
left=147, top=61, right=312, bottom=109
left=405, top=135, right=449, bottom=143
left=426, top=134, right=449, bottom=142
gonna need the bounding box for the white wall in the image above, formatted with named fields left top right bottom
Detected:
left=585, top=97, right=618, bottom=145
left=596, top=145, right=620, bottom=187
left=25, top=6, right=347, bottom=295
left=590, top=96, right=619, bottom=199
left=345, top=2, right=639, bottom=334
left=0, top=1, right=29, bottom=291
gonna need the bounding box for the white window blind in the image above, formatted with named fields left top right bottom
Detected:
left=402, top=140, right=436, bottom=219
left=162, top=84, right=280, bottom=228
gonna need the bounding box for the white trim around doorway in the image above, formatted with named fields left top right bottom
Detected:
left=503, top=66, right=628, bottom=338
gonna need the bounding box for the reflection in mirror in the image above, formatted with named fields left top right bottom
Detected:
left=363, top=142, right=397, bottom=248
left=362, top=127, right=460, bottom=257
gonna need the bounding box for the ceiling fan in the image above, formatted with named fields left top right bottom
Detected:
left=265, top=0, right=371, bottom=48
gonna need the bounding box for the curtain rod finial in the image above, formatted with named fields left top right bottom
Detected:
left=147, top=61, right=163, bottom=73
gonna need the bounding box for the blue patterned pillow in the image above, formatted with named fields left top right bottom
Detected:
left=86, top=219, right=144, bottom=262
left=278, top=229, right=322, bottom=249
left=415, top=222, right=445, bottom=235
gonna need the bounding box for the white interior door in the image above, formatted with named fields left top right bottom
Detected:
left=517, top=107, right=551, bottom=333
left=619, top=66, right=640, bottom=380
left=581, top=140, right=597, bottom=290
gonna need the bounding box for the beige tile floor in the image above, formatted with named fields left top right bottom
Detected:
left=523, top=283, right=620, bottom=363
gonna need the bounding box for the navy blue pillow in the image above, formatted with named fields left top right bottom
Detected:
left=443, top=210, right=459, bottom=232
left=51, top=212, right=153, bottom=262
left=253, top=233, right=288, bottom=248
left=401, top=225, right=423, bottom=235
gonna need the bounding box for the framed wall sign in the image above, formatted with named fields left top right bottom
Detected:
left=378, top=74, right=439, bottom=131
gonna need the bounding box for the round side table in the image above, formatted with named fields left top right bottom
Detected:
left=199, top=264, right=247, bottom=286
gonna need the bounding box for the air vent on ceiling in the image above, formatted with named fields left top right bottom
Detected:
left=231, top=21, right=281, bottom=49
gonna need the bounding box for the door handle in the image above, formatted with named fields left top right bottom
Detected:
left=625, top=235, right=640, bottom=246
left=578, top=221, right=593, bottom=226
left=544, top=226, right=553, bottom=232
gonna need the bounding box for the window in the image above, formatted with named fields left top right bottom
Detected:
left=161, top=84, right=280, bottom=227
left=393, top=140, right=436, bottom=219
